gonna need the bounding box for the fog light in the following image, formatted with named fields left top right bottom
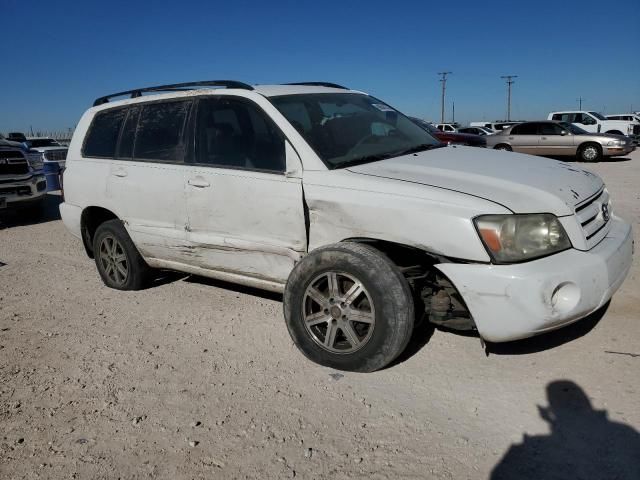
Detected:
left=551, top=282, right=581, bottom=314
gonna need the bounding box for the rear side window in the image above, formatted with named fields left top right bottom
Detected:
left=511, top=123, right=538, bottom=135
left=134, top=101, right=190, bottom=161
left=117, top=107, right=140, bottom=159
left=83, top=109, right=126, bottom=157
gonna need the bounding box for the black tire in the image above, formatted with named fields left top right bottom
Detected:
left=577, top=143, right=602, bottom=162
left=283, top=242, right=414, bottom=372
left=494, top=144, right=512, bottom=151
left=605, top=130, right=623, bottom=136
left=93, top=219, right=152, bottom=290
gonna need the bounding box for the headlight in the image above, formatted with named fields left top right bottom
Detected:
left=474, top=214, right=572, bottom=263
left=26, top=152, right=44, bottom=170
left=606, top=140, right=623, bottom=146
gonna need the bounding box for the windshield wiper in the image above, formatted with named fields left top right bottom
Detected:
left=335, top=144, right=443, bottom=169
left=390, top=143, right=443, bottom=157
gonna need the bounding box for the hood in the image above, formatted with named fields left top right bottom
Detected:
left=347, top=146, right=603, bottom=216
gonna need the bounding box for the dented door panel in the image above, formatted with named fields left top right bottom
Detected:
left=183, top=167, right=306, bottom=283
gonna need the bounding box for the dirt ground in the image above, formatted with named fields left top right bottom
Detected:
left=2, top=150, right=639, bottom=479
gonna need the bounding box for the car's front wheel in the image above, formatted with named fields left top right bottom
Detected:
left=93, top=219, right=152, bottom=290
left=284, top=243, right=414, bottom=372
left=578, top=143, right=602, bottom=162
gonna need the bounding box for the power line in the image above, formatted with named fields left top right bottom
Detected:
left=438, top=72, right=452, bottom=124
left=500, top=75, right=517, bottom=121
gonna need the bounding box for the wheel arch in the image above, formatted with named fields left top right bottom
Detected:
left=80, top=206, right=119, bottom=258
left=339, top=237, right=446, bottom=267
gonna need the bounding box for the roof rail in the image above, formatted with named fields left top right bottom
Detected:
left=285, top=82, right=349, bottom=90
left=93, top=80, right=254, bottom=106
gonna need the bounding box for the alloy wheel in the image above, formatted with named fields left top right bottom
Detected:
left=302, top=272, right=375, bottom=353
left=98, top=235, right=129, bottom=286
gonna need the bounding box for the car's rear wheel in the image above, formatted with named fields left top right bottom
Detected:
left=578, top=143, right=602, bottom=162
left=494, top=144, right=512, bottom=151
left=93, top=219, right=152, bottom=290
left=284, top=242, right=414, bottom=372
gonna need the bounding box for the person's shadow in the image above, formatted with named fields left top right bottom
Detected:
left=491, top=380, right=640, bottom=480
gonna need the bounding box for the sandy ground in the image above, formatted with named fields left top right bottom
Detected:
left=1, top=150, right=639, bottom=479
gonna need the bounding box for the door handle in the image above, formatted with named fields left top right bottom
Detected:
left=188, top=177, right=210, bottom=188
left=113, top=168, right=127, bottom=178
left=541, top=137, right=548, bottom=140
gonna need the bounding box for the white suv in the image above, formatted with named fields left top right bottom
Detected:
left=60, top=81, right=633, bottom=372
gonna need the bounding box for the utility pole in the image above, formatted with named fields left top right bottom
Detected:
left=577, top=97, right=584, bottom=110
left=438, top=71, right=452, bottom=124
left=452, top=101, right=455, bottom=123
left=500, top=75, right=517, bottom=121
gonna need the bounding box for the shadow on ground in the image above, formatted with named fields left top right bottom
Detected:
left=0, top=192, right=62, bottom=228
left=491, top=380, right=640, bottom=480
left=183, top=274, right=283, bottom=302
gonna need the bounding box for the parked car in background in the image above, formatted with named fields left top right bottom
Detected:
left=435, top=123, right=460, bottom=132
left=0, top=137, right=47, bottom=211
left=470, top=121, right=520, bottom=132
left=486, top=121, right=635, bottom=161
left=458, top=126, right=494, bottom=136
left=548, top=111, right=640, bottom=142
left=411, top=118, right=486, bottom=147
left=26, top=137, right=68, bottom=191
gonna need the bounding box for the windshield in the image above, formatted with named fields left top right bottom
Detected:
left=270, top=93, right=440, bottom=168
left=27, top=139, right=60, bottom=148
left=588, top=111, right=607, bottom=121
left=559, top=122, right=588, bottom=134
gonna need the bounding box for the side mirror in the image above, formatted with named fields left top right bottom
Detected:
left=560, top=130, right=568, bottom=136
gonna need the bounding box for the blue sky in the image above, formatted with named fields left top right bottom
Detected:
left=2, top=0, right=639, bottom=132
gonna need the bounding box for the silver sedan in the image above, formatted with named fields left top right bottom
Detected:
left=485, top=121, right=635, bottom=161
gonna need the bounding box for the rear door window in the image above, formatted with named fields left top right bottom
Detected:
left=511, top=123, right=538, bottom=135
left=83, top=108, right=127, bottom=158
left=539, top=123, right=564, bottom=135
left=116, top=107, right=140, bottom=159
left=134, top=101, right=191, bottom=162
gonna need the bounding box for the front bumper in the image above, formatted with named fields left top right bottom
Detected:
left=603, top=145, right=636, bottom=156
left=0, top=174, right=47, bottom=207
left=435, top=216, right=633, bottom=342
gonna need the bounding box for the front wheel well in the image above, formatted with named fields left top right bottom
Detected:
left=80, top=206, right=119, bottom=258
left=341, top=238, right=475, bottom=331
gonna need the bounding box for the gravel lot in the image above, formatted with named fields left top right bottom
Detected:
left=2, top=151, right=639, bottom=479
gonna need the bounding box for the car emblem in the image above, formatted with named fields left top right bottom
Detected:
left=0, top=158, right=8, bottom=165
left=602, top=203, right=610, bottom=222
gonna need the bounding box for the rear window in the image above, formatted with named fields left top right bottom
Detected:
left=83, top=109, right=127, bottom=157
left=134, top=101, right=190, bottom=161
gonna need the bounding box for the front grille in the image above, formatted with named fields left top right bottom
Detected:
left=0, top=185, right=31, bottom=196
left=575, top=188, right=611, bottom=247
left=44, top=149, right=67, bottom=161
left=0, top=150, right=29, bottom=175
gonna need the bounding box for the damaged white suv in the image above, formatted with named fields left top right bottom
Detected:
left=60, top=81, right=633, bottom=371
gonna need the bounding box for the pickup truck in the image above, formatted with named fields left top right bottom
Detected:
left=548, top=111, right=640, bottom=143
left=0, top=135, right=47, bottom=212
